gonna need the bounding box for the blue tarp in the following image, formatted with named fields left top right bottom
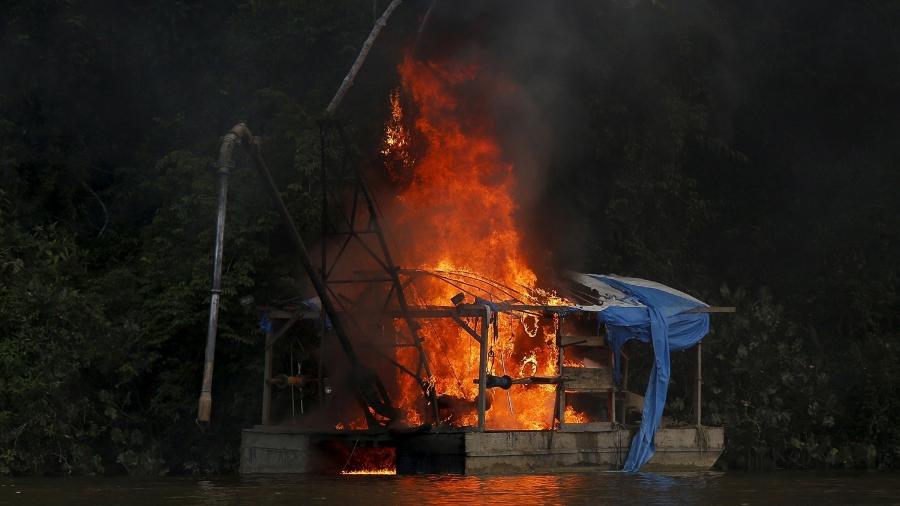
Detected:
left=572, top=273, right=710, bottom=472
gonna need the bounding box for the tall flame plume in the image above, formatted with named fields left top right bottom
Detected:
left=382, top=55, right=576, bottom=429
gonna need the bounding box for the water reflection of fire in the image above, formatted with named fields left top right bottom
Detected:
left=375, top=54, right=587, bottom=430
left=341, top=469, right=396, bottom=475
left=337, top=446, right=397, bottom=475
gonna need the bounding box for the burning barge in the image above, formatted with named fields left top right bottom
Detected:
left=197, top=14, right=733, bottom=475
left=196, top=121, right=731, bottom=474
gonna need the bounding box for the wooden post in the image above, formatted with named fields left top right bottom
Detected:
left=556, top=317, right=565, bottom=428
left=694, top=341, right=702, bottom=426
left=262, top=329, right=274, bottom=425
left=477, top=305, right=489, bottom=431
left=609, top=348, right=616, bottom=425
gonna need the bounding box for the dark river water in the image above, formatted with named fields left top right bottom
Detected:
left=1, top=471, right=898, bottom=505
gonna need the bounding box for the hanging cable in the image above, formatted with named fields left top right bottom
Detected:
left=341, top=438, right=360, bottom=474
left=290, top=343, right=296, bottom=422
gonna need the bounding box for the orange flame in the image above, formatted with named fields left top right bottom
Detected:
left=381, top=89, right=414, bottom=181
left=337, top=446, right=396, bottom=475
left=564, top=405, right=590, bottom=424
left=379, top=55, right=587, bottom=430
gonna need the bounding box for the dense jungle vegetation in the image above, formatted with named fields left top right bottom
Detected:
left=1, top=0, right=898, bottom=475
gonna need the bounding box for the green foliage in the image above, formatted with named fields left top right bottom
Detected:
left=702, top=287, right=831, bottom=469
left=0, top=0, right=374, bottom=475
left=0, top=195, right=116, bottom=474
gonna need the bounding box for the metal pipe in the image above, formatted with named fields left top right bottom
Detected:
left=477, top=304, right=490, bottom=431
left=197, top=130, right=238, bottom=424
left=475, top=374, right=565, bottom=389
left=494, top=316, right=514, bottom=418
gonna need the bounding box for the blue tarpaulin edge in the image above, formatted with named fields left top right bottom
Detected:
left=582, top=274, right=710, bottom=472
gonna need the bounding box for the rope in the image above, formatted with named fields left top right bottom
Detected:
left=341, top=438, right=360, bottom=473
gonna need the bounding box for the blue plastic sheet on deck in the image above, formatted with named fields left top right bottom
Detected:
left=573, top=274, right=710, bottom=472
